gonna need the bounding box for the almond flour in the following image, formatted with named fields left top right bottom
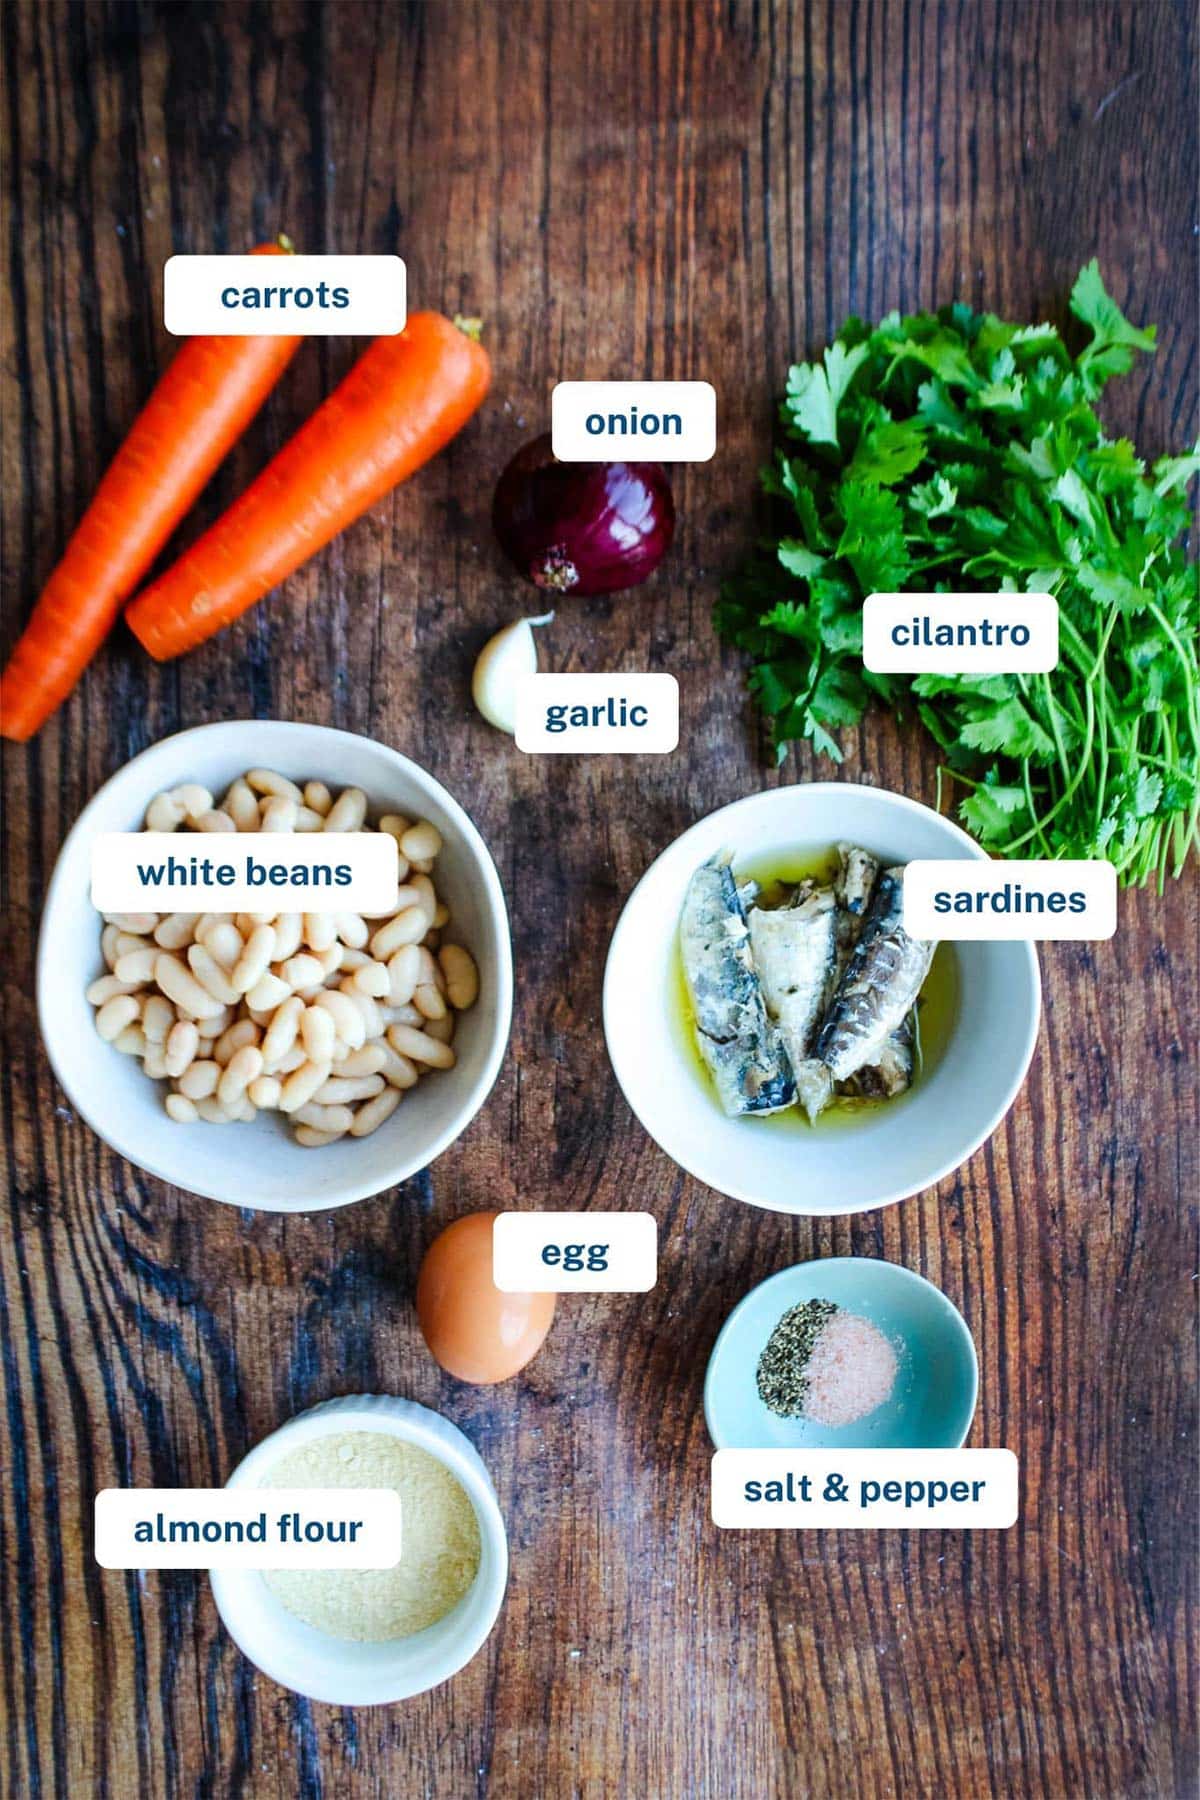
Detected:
left=261, top=1430, right=481, bottom=1643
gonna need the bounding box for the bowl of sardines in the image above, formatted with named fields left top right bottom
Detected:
left=603, top=783, right=1040, bottom=1215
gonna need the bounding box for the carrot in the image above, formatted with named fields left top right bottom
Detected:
left=0, top=242, right=303, bottom=741
left=125, top=312, right=491, bottom=661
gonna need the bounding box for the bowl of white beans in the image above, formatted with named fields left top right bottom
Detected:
left=37, top=721, right=513, bottom=1212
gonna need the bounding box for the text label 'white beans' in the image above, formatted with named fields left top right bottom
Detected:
left=90, top=833, right=400, bottom=914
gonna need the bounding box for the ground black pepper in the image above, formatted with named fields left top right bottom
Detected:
left=756, top=1299, right=839, bottom=1417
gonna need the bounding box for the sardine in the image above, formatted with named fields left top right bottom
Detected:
left=815, top=866, right=935, bottom=1082
left=680, top=856, right=796, bottom=1117
left=845, top=1011, right=914, bottom=1099
left=835, top=842, right=878, bottom=922
left=748, top=888, right=836, bottom=1069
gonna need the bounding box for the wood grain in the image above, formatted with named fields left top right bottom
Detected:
left=1, top=2, right=1196, bottom=1796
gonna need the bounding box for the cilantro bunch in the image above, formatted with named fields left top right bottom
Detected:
left=715, top=263, right=1199, bottom=885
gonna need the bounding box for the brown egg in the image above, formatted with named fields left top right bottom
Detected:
left=416, top=1211, right=556, bottom=1384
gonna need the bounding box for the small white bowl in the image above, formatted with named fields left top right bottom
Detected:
left=210, top=1395, right=508, bottom=1705
left=603, top=782, right=1041, bottom=1216
left=37, top=720, right=512, bottom=1212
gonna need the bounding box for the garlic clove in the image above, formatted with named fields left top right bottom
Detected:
left=471, top=612, right=554, bottom=734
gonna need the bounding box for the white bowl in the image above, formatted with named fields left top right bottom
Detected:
left=603, top=782, right=1040, bottom=1215
left=210, top=1394, right=508, bottom=1705
left=37, top=720, right=512, bottom=1212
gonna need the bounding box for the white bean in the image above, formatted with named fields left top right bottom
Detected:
left=214, top=1019, right=259, bottom=1065
left=411, top=875, right=437, bottom=924
left=154, top=912, right=200, bottom=951
left=145, top=791, right=184, bottom=831
left=400, top=821, right=442, bottom=863
left=177, top=1060, right=221, bottom=1100
left=218, top=1045, right=263, bottom=1106
left=187, top=943, right=242, bottom=1005
left=144, top=1045, right=168, bottom=1080
left=141, top=995, right=176, bottom=1042
left=165, top=1094, right=198, bottom=1124
left=200, top=921, right=243, bottom=969
left=260, top=796, right=297, bottom=832
left=302, top=911, right=338, bottom=952
left=103, top=911, right=158, bottom=934
left=304, top=781, right=333, bottom=816
left=164, top=1021, right=200, bottom=1078
left=349, top=1088, right=401, bottom=1137
left=95, top=1000, right=140, bottom=1044
left=247, top=1075, right=283, bottom=1110
left=380, top=1045, right=419, bottom=1089
left=414, top=984, right=447, bottom=1022
left=301, top=1004, right=337, bottom=1063
left=231, top=925, right=276, bottom=995
left=351, top=960, right=391, bottom=999
left=195, top=1006, right=233, bottom=1040
left=195, top=809, right=236, bottom=834
left=313, top=989, right=365, bottom=1049
left=245, top=972, right=292, bottom=1012
left=439, top=944, right=479, bottom=1010
left=101, top=925, right=121, bottom=971
left=333, top=910, right=368, bottom=949
left=170, top=782, right=214, bottom=820
left=294, top=1126, right=344, bottom=1148
left=386, top=944, right=421, bottom=1006
left=245, top=768, right=304, bottom=802
left=87, top=974, right=140, bottom=1005
left=262, top=995, right=304, bottom=1068
left=154, top=953, right=226, bottom=1021
left=386, top=1023, right=455, bottom=1069
left=293, top=1101, right=355, bottom=1134
left=281, top=953, right=325, bottom=993
left=323, top=787, right=367, bottom=833
left=370, top=907, right=427, bottom=958
left=279, top=1059, right=333, bottom=1114
left=113, top=1025, right=147, bottom=1056
left=336, top=1043, right=388, bottom=1078
left=270, top=913, right=303, bottom=963
left=195, top=1097, right=238, bottom=1124
left=314, top=1074, right=385, bottom=1104
left=223, top=780, right=260, bottom=831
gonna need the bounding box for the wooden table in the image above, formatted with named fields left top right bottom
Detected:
left=2, top=3, right=1196, bottom=1795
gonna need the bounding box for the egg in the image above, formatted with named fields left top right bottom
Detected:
left=416, top=1211, right=556, bottom=1383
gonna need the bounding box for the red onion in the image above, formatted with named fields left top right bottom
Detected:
left=492, top=433, right=675, bottom=596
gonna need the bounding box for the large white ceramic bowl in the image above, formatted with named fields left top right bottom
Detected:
left=603, top=782, right=1040, bottom=1215
left=37, top=720, right=512, bottom=1212
left=210, top=1394, right=508, bottom=1705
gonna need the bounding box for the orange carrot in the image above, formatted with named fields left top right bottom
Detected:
left=0, top=242, right=302, bottom=741
left=125, top=312, right=491, bottom=661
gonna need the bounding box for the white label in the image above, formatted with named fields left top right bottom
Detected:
left=712, top=1451, right=1018, bottom=1528
left=90, top=832, right=399, bottom=914
left=164, top=255, right=406, bottom=335
left=493, top=1211, right=657, bottom=1292
left=94, top=1488, right=402, bottom=1569
left=551, top=381, right=716, bottom=461
left=863, top=592, right=1059, bottom=673
left=904, top=859, right=1116, bottom=940
left=514, top=673, right=678, bottom=754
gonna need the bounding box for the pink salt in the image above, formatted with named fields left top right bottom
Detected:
left=802, top=1310, right=898, bottom=1427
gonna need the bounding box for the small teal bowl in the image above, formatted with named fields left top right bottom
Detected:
left=704, top=1258, right=978, bottom=1450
